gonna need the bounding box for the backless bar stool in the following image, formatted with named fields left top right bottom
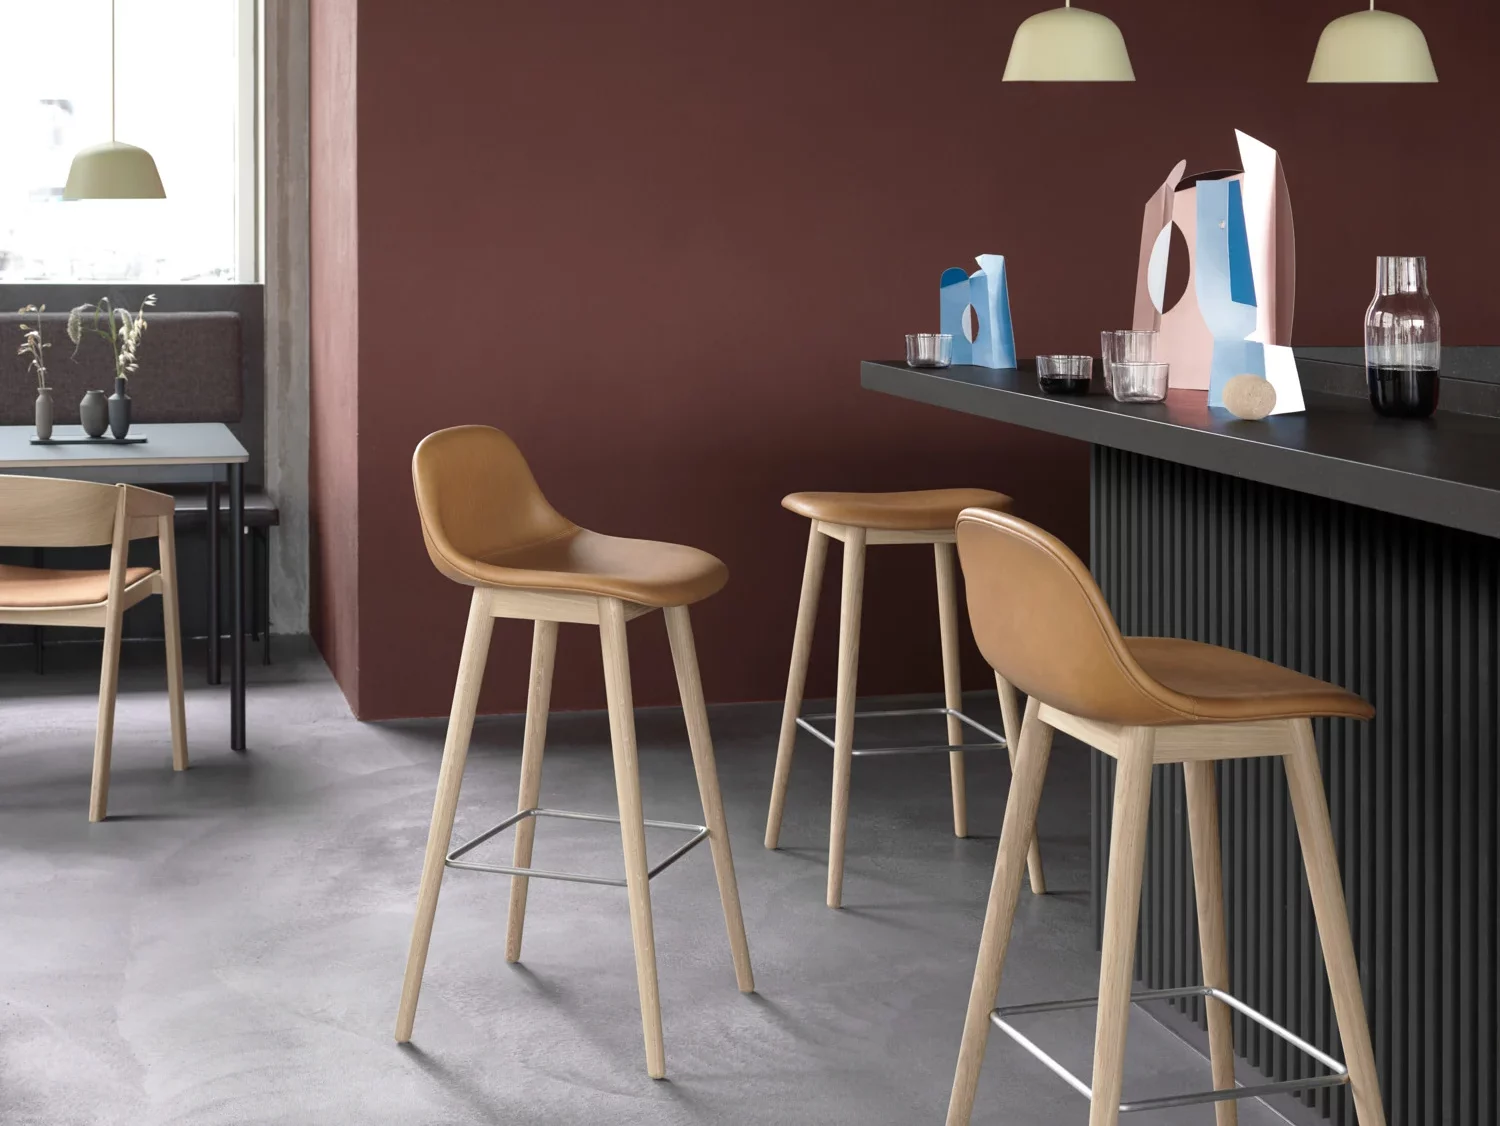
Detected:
left=945, top=508, right=1384, bottom=1126
left=763, top=489, right=1045, bottom=909
left=396, top=426, right=754, bottom=1079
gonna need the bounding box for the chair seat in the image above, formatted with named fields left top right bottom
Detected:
left=447, top=529, right=728, bottom=608
left=782, top=488, right=1012, bottom=532
left=0, top=564, right=155, bottom=608
left=171, top=487, right=281, bottom=529
left=1127, top=637, right=1375, bottom=722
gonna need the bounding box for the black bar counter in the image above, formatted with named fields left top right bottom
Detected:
left=864, top=358, right=1498, bottom=1126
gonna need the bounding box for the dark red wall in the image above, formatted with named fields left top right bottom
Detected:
left=312, top=0, right=1499, bottom=721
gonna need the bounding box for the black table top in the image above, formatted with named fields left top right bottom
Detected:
left=862, top=359, right=1500, bottom=540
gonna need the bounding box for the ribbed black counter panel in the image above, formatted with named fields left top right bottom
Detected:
left=1091, top=447, right=1498, bottom=1126
left=860, top=359, right=1500, bottom=1126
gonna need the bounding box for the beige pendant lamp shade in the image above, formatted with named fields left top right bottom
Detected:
left=1003, top=2, right=1135, bottom=82
left=65, top=141, right=164, bottom=200
left=1308, top=5, right=1437, bottom=83
left=63, top=0, right=166, bottom=199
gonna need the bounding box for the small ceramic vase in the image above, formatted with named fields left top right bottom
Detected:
left=108, top=376, right=132, bottom=439
left=80, top=389, right=109, bottom=438
left=35, top=388, right=53, bottom=441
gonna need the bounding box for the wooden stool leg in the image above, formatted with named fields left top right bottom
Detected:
left=664, top=605, right=755, bottom=993
left=1087, top=727, right=1156, bottom=1126
left=934, top=542, right=968, bottom=838
left=599, top=597, right=666, bottom=1079
left=765, top=523, right=828, bottom=849
left=1284, top=719, right=1388, bottom=1126
left=946, top=698, right=1056, bottom=1125
left=158, top=515, right=189, bottom=772
left=395, top=589, right=495, bottom=1042
left=995, top=672, right=1046, bottom=894
left=504, top=619, right=559, bottom=963
left=827, top=526, right=866, bottom=909
left=1184, top=760, right=1237, bottom=1126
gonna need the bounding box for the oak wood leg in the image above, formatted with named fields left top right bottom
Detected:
left=934, top=541, right=968, bottom=838
left=946, top=698, right=1056, bottom=1125
left=88, top=583, right=127, bottom=823
left=599, top=597, right=666, bottom=1078
left=395, top=588, right=495, bottom=1042
left=995, top=672, right=1046, bottom=894
left=664, top=605, right=754, bottom=992
left=766, top=522, right=828, bottom=849
left=1284, top=719, right=1387, bottom=1126
left=504, top=619, right=559, bottom=963
left=1087, top=726, right=1156, bottom=1126
left=1184, top=760, right=1237, bottom=1126
left=158, top=516, right=189, bottom=772
left=826, top=526, right=866, bottom=909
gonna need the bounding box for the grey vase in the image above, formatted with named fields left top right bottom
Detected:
left=79, top=389, right=109, bottom=438
left=108, top=376, right=132, bottom=439
left=35, top=388, right=53, bottom=441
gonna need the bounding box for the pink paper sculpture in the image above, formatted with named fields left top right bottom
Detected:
left=1131, top=130, right=1296, bottom=396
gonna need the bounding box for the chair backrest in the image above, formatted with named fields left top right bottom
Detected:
left=0, top=476, right=123, bottom=547
left=956, top=507, right=1186, bottom=725
left=411, top=425, right=575, bottom=584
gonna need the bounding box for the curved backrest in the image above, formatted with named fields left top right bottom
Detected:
left=956, top=507, right=1194, bottom=725
left=0, top=476, right=122, bottom=547
left=411, top=425, right=575, bottom=585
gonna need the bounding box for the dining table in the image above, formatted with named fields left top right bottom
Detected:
left=0, top=422, right=251, bottom=752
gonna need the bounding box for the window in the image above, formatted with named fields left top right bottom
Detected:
left=0, top=0, right=257, bottom=282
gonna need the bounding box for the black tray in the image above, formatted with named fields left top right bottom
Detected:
left=30, top=435, right=148, bottom=445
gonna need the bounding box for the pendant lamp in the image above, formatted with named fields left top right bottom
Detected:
left=64, top=0, right=166, bottom=199
left=1002, top=1, right=1135, bottom=82
left=1308, top=2, right=1437, bottom=83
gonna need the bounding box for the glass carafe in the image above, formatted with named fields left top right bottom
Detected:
left=1365, top=255, right=1440, bottom=419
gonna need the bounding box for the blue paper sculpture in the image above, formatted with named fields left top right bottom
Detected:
left=1193, top=179, right=1263, bottom=407
left=940, top=254, right=1016, bottom=369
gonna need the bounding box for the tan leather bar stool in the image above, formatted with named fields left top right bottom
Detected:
left=395, top=426, right=753, bottom=1079
left=945, top=509, right=1385, bottom=1126
left=763, top=489, right=1045, bottom=909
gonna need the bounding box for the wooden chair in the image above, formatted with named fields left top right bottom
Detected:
left=763, top=489, right=1045, bottom=908
left=945, top=508, right=1385, bottom=1126
left=395, top=425, right=753, bottom=1079
left=0, top=476, right=188, bottom=822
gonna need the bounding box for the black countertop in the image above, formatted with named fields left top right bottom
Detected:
left=862, top=359, right=1500, bottom=540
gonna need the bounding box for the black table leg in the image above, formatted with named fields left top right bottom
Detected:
left=230, top=463, right=246, bottom=752
left=207, top=481, right=220, bottom=685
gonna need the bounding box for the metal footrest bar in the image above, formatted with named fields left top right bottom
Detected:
left=795, top=706, right=1008, bottom=757
left=990, top=985, right=1350, bottom=1114
left=446, top=807, right=710, bottom=887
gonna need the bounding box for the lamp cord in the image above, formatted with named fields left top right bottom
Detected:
left=110, top=0, right=116, bottom=141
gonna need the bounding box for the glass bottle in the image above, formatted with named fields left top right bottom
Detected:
left=1365, top=255, right=1440, bottom=419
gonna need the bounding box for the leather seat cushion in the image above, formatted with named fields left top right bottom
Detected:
left=0, top=564, right=155, bottom=608
left=1127, top=637, right=1375, bottom=722
left=782, top=488, right=1012, bottom=531
left=458, top=529, right=728, bottom=608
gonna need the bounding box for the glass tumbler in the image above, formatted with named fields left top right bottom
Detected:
left=1365, top=256, right=1440, bottom=419
left=906, top=334, right=953, bottom=368
left=1111, top=361, right=1170, bottom=403
left=1101, top=330, right=1158, bottom=393
left=1037, top=355, right=1093, bottom=395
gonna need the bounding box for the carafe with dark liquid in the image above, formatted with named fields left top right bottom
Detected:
left=1365, top=256, right=1440, bottom=420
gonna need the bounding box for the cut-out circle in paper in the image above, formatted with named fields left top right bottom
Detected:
left=961, top=304, right=979, bottom=343
left=1147, top=221, right=1192, bottom=315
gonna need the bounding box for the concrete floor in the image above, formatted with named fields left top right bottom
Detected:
left=0, top=639, right=1305, bottom=1125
